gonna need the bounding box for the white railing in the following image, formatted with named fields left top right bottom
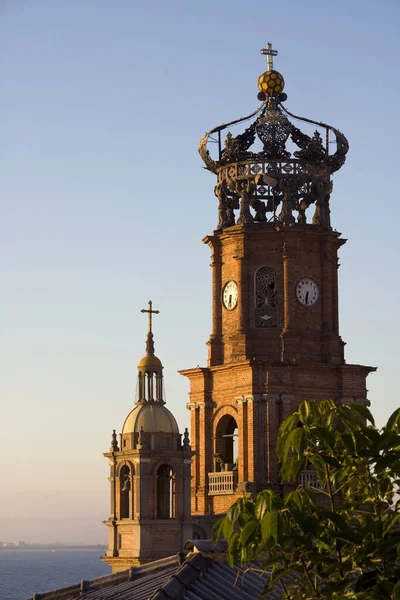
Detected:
left=208, top=471, right=238, bottom=495
left=298, top=469, right=325, bottom=490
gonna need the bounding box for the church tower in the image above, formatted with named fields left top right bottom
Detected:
left=181, top=44, right=375, bottom=529
left=103, top=302, right=193, bottom=572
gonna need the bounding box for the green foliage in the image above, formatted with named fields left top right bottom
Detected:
left=213, top=400, right=400, bottom=599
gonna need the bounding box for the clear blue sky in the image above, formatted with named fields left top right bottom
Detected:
left=1, top=0, right=399, bottom=543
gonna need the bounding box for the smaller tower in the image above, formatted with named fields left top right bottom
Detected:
left=102, top=302, right=193, bottom=572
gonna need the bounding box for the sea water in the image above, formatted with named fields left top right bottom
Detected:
left=0, top=549, right=109, bottom=600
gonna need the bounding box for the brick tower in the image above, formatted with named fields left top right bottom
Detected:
left=103, top=302, right=193, bottom=571
left=180, top=44, right=375, bottom=532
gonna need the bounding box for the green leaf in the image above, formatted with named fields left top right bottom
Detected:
left=383, top=513, right=400, bottom=538
left=392, top=580, right=400, bottom=600
left=386, top=407, right=400, bottom=432
left=290, top=509, right=320, bottom=536
left=350, top=403, right=375, bottom=426
left=280, top=455, right=307, bottom=483
left=240, top=520, right=259, bottom=546
left=212, top=516, right=225, bottom=543
left=222, top=516, right=234, bottom=541
left=283, top=427, right=306, bottom=461
left=261, top=511, right=283, bottom=546
left=227, top=533, right=240, bottom=567
left=316, top=426, right=336, bottom=451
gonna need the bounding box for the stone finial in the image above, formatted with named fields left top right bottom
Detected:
left=110, top=429, right=119, bottom=452
left=183, top=428, right=191, bottom=448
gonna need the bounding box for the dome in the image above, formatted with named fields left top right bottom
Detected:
left=137, top=354, right=162, bottom=369
left=122, top=402, right=179, bottom=435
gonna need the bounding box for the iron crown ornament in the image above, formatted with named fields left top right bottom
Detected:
left=199, top=43, right=349, bottom=230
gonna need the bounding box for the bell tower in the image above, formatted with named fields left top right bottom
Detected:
left=102, top=302, right=193, bottom=572
left=181, top=44, right=376, bottom=526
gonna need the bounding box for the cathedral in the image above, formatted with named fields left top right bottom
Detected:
left=102, top=44, right=375, bottom=572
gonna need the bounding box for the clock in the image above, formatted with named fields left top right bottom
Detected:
left=222, top=280, right=238, bottom=310
left=296, top=278, right=319, bottom=307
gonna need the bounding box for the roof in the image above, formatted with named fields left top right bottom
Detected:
left=122, top=403, right=179, bottom=435
left=28, top=541, right=292, bottom=600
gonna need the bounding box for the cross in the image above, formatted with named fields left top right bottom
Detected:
left=141, top=300, right=160, bottom=334
left=260, top=42, right=278, bottom=71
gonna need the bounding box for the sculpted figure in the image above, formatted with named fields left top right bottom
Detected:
left=312, top=181, right=333, bottom=227
left=226, top=176, right=258, bottom=225
left=214, top=181, right=228, bottom=230
left=278, top=178, right=296, bottom=225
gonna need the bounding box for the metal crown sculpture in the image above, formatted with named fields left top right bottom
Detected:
left=198, top=43, right=349, bottom=230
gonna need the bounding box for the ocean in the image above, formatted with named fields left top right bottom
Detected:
left=0, top=549, right=110, bottom=600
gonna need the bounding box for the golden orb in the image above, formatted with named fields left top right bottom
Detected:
left=257, top=70, right=285, bottom=97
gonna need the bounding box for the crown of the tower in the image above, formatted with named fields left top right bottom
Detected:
left=199, top=43, right=349, bottom=229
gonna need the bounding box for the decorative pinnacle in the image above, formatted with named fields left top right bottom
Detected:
left=110, top=429, right=119, bottom=452
left=141, top=300, right=160, bottom=355
left=260, top=42, right=278, bottom=71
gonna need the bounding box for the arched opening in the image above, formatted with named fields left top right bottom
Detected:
left=119, top=465, right=132, bottom=519
left=215, top=415, right=238, bottom=471
left=157, top=464, right=175, bottom=519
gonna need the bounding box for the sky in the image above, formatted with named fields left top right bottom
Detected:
left=0, top=0, right=399, bottom=544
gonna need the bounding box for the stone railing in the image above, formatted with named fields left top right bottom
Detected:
left=298, top=469, right=325, bottom=490
left=208, top=471, right=238, bottom=495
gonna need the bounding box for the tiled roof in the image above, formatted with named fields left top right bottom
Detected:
left=29, top=542, right=289, bottom=600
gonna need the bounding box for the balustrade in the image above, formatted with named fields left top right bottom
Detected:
left=208, top=471, right=238, bottom=495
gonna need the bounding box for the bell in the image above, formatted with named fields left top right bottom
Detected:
left=121, top=478, right=130, bottom=492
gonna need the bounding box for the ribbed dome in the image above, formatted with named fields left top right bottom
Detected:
left=122, top=402, right=179, bottom=435
left=137, top=354, right=162, bottom=369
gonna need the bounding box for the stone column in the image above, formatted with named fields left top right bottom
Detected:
left=107, top=455, right=118, bottom=557
left=281, top=234, right=297, bottom=361
left=183, top=457, right=192, bottom=519
left=320, top=242, right=333, bottom=334
left=135, top=458, right=152, bottom=519
left=187, top=403, right=199, bottom=513
left=282, top=238, right=296, bottom=333
left=235, top=396, right=248, bottom=483
left=236, top=250, right=247, bottom=334
left=247, top=395, right=266, bottom=486
left=205, top=235, right=223, bottom=366
left=197, top=400, right=213, bottom=514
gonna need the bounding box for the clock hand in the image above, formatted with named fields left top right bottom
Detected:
left=229, top=294, right=232, bottom=307
left=305, top=291, right=309, bottom=305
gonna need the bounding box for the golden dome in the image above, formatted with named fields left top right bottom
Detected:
left=257, top=70, right=285, bottom=97
left=137, top=354, right=162, bottom=369
left=122, top=403, right=179, bottom=435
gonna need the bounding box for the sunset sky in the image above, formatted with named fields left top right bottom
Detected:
left=1, top=0, right=399, bottom=543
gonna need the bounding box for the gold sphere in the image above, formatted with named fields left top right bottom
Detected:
left=257, top=70, right=285, bottom=97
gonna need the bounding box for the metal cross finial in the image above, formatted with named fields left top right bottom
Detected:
left=260, top=42, right=278, bottom=71
left=141, top=300, right=160, bottom=335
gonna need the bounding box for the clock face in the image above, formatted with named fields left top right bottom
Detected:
left=222, top=280, right=238, bottom=310
left=296, top=278, right=319, bottom=307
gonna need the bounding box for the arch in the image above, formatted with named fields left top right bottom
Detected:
left=119, top=464, right=131, bottom=519
left=214, top=414, right=238, bottom=472
left=116, top=460, right=135, bottom=477
left=212, top=404, right=238, bottom=423
left=255, top=266, right=277, bottom=327
left=157, top=464, right=175, bottom=519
